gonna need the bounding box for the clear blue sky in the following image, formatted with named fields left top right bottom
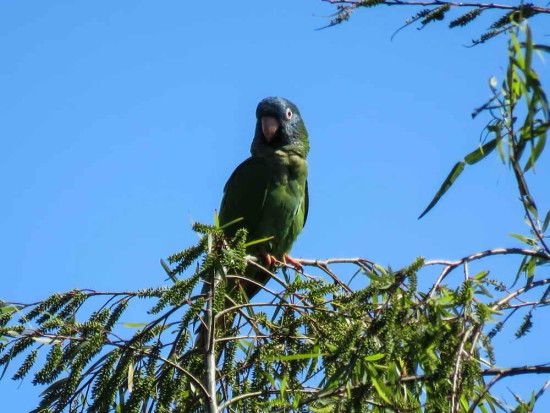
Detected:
left=1, top=1, right=549, bottom=411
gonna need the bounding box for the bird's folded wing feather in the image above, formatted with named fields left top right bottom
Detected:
left=219, top=156, right=271, bottom=240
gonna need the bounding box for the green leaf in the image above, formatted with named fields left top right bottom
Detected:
left=263, top=352, right=327, bottom=362
left=512, top=255, right=528, bottom=288
left=236, top=338, right=252, bottom=353
left=496, top=133, right=506, bottom=163
left=370, top=374, right=392, bottom=404
left=524, top=131, right=546, bottom=171
left=524, top=23, right=533, bottom=74
left=476, top=284, right=494, bottom=298
left=0, top=304, right=23, bottom=314
left=280, top=374, right=288, bottom=396
left=122, top=323, right=149, bottom=328
left=39, top=377, right=69, bottom=397
left=473, top=270, right=490, bottom=281
left=540, top=285, right=550, bottom=303
left=509, top=233, right=535, bottom=245
left=419, top=161, right=466, bottom=219
left=263, top=371, right=276, bottom=389
left=464, top=138, right=498, bottom=165
left=207, top=233, right=213, bottom=253
left=219, top=217, right=244, bottom=230
left=32, top=337, right=62, bottom=345
left=525, top=257, right=536, bottom=286
left=127, top=362, right=134, bottom=393
left=160, top=259, right=177, bottom=283
left=244, top=236, right=274, bottom=247
left=511, top=31, right=525, bottom=70
left=459, top=393, right=470, bottom=411
left=324, top=363, right=351, bottom=390
left=542, top=211, right=550, bottom=232
left=305, top=345, right=321, bottom=380
left=364, top=353, right=385, bottom=361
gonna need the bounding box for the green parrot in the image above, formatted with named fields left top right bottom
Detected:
left=197, top=97, right=309, bottom=348
left=218, top=96, right=309, bottom=299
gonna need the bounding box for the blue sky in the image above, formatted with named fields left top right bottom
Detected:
left=1, top=1, right=549, bottom=411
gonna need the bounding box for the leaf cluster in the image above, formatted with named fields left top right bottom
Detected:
left=322, top=0, right=549, bottom=45
left=2, top=226, right=550, bottom=412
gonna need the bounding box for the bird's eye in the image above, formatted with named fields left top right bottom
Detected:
left=285, top=109, right=293, bottom=120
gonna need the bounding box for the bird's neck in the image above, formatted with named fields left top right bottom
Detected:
left=252, top=143, right=308, bottom=159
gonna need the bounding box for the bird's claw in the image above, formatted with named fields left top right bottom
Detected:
left=259, top=252, right=303, bottom=272
left=262, top=252, right=278, bottom=267
left=283, top=254, right=303, bottom=272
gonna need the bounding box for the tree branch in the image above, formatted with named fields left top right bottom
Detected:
left=322, top=0, right=550, bottom=14
left=425, top=248, right=550, bottom=299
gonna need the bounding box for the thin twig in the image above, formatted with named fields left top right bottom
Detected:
left=494, top=277, right=550, bottom=308
left=425, top=248, right=550, bottom=299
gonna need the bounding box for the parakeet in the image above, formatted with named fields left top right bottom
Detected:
left=196, top=97, right=309, bottom=348
left=218, top=96, right=309, bottom=299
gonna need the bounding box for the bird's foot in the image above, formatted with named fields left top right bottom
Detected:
left=283, top=254, right=303, bottom=272
left=260, top=251, right=279, bottom=268
left=259, top=251, right=303, bottom=272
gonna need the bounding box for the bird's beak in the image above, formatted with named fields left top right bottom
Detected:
left=261, top=116, right=279, bottom=142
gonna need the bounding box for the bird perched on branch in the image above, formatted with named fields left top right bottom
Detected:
left=218, top=96, right=310, bottom=299
left=196, top=97, right=309, bottom=349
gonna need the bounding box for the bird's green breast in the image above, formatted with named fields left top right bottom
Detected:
left=258, top=149, right=308, bottom=257
left=218, top=148, right=308, bottom=260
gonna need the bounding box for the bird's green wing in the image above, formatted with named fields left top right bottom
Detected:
left=218, top=156, right=271, bottom=241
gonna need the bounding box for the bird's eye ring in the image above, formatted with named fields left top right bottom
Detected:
left=285, top=109, right=293, bottom=120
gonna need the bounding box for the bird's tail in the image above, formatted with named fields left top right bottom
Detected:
left=194, top=264, right=273, bottom=356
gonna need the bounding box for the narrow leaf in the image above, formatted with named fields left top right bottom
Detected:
left=219, top=217, right=244, bottom=230
left=464, top=138, right=498, bottom=165
left=32, top=337, right=62, bottom=345
left=473, top=270, right=490, bottom=281
left=419, top=161, right=466, bottom=219
left=524, top=132, right=547, bottom=171
left=213, top=210, right=219, bottom=228
left=512, top=255, right=528, bottom=288
left=160, top=259, right=177, bottom=283
left=264, top=352, right=327, bottom=362
left=364, top=353, right=385, bottom=361
left=280, top=374, right=288, bottom=396
left=127, top=363, right=134, bottom=393
left=0, top=305, right=23, bottom=314
left=525, top=257, right=536, bottom=286
left=39, top=377, right=69, bottom=397
left=476, top=284, right=494, bottom=298
left=244, top=236, right=274, bottom=248
left=509, top=233, right=535, bottom=245
left=525, top=23, right=533, bottom=74
left=370, top=375, right=392, bottom=404
left=542, top=211, right=550, bottom=232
